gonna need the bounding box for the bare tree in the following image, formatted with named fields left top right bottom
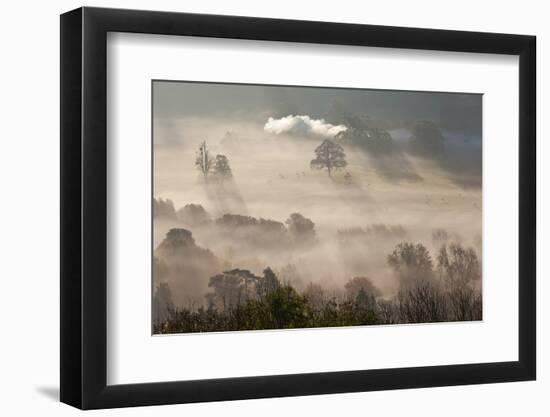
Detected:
left=437, top=242, right=480, bottom=284
left=195, top=141, right=214, bottom=180
left=437, top=242, right=482, bottom=321
left=396, top=280, right=446, bottom=323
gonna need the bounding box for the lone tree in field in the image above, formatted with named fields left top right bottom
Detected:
left=212, top=154, right=233, bottom=180
left=195, top=141, right=214, bottom=180
left=310, top=139, right=347, bottom=177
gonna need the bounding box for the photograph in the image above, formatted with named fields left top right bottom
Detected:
left=152, top=81, right=483, bottom=334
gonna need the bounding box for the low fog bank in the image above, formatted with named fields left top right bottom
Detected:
left=153, top=117, right=482, bottom=311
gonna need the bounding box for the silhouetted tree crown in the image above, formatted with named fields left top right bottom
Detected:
left=207, top=269, right=261, bottom=310
left=388, top=242, right=434, bottom=286
left=177, top=204, right=211, bottom=226
left=212, top=154, right=232, bottom=179
left=345, top=276, right=382, bottom=300
left=195, top=141, right=214, bottom=179
left=257, top=267, right=281, bottom=300
left=286, top=212, right=316, bottom=244
left=437, top=242, right=480, bottom=284
left=310, top=139, right=347, bottom=177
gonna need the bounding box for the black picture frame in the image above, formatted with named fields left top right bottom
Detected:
left=60, top=6, right=536, bottom=410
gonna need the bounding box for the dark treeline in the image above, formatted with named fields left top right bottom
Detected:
left=153, top=240, right=481, bottom=334
left=154, top=197, right=318, bottom=251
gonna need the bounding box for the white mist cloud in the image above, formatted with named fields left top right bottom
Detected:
left=264, top=115, right=347, bottom=138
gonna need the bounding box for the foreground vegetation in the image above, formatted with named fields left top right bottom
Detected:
left=153, top=241, right=482, bottom=333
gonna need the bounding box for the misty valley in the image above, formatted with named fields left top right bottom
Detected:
left=152, top=82, right=482, bottom=334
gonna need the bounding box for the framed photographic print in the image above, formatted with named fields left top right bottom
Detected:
left=60, top=7, right=536, bottom=409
